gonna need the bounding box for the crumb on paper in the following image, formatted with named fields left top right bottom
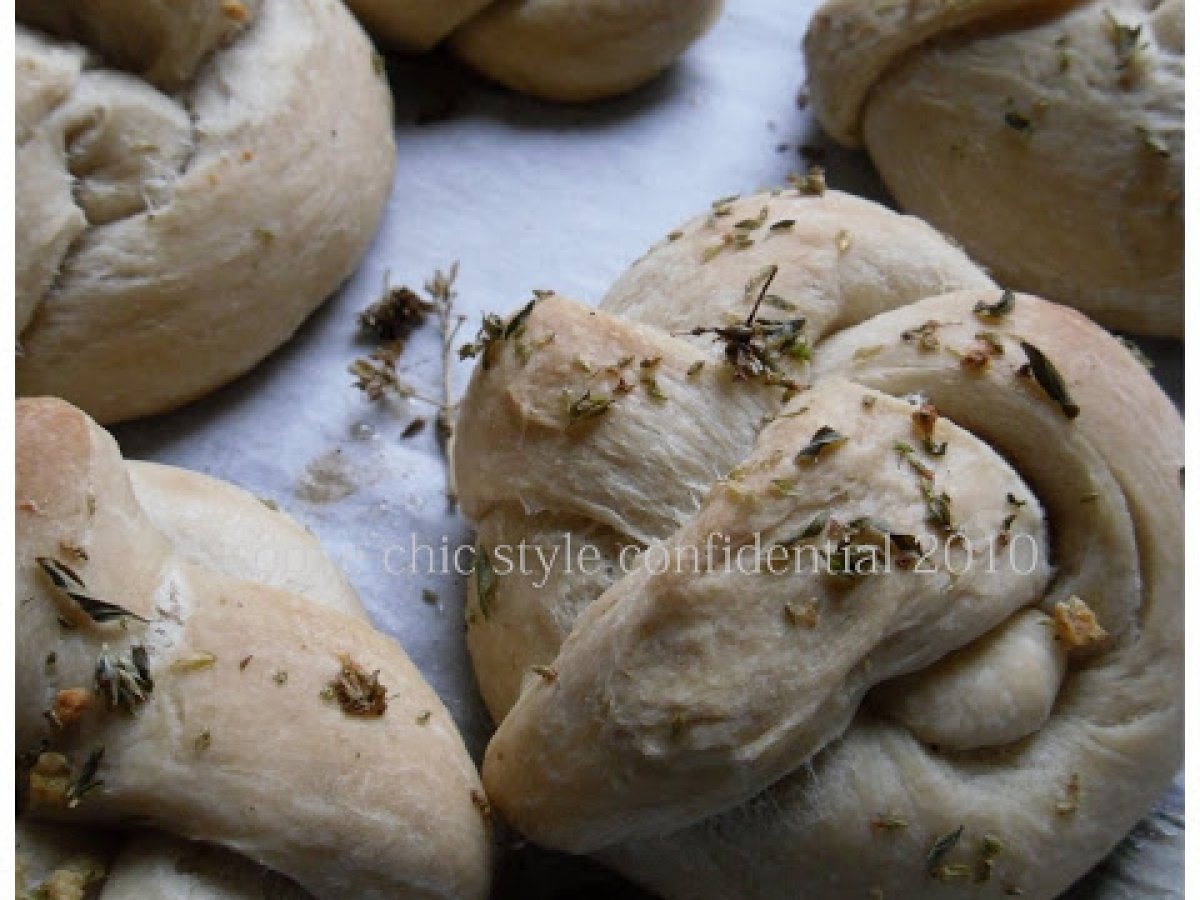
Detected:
left=296, top=449, right=357, bottom=505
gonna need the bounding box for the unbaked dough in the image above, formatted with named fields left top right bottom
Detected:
left=453, top=186, right=1183, bottom=898
left=15, top=0, right=395, bottom=423
left=805, top=0, right=1183, bottom=336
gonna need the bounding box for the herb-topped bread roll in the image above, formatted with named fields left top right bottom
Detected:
left=15, top=0, right=395, bottom=423
left=452, top=186, right=1182, bottom=898
left=15, top=397, right=493, bottom=900
left=804, top=0, right=1183, bottom=337
left=16, top=452, right=365, bottom=899
left=346, top=0, right=724, bottom=102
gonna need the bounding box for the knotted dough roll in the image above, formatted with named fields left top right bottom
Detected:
left=453, top=186, right=1182, bottom=898
left=804, top=0, right=1183, bottom=337
left=347, top=0, right=725, bottom=102
left=16, top=397, right=492, bottom=900
left=15, top=0, right=395, bottom=423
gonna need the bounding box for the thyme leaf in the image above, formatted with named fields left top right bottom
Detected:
left=974, top=290, right=1015, bottom=318
left=94, top=645, right=154, bottom=712
left=1019, top=341, right=1080, bottom=419
left=871, top=812, right=909, bottom=833
left=357, top=283, right=432, bottom=343
left=912, top=402, right=946, bottom=455
left=474, top=545, right=496, bottom=619
left=1105, top=12, right=1143, bottom=71
left=37, top=557, right=148, bottom=624
left=733, top=207, right=769, bottom=231
left=329, top=656, right=388, bottom=717
left=927, top=825, right=965, bottom=876
left=1116, top=334, right=1153, bottom=368
left=504, top=295, right=538, bottom=339
left=796, top=426, right=848, bottom=463
left=778, top=511, right=830, bottom=547
left=566, top=389, right=614, bottom=425
left=1136, top=126, right=1170, bottom=158
left=67, top=747, right=104, bottom=808
left=784, top=598, right=820, bottom=628
left=458, top=314, right=505, bottom=368
left=902, top=320, right=942, bottom=352
left=788, top=165, right=827, bottom=196
left=1004, top=111, right=1033, bottom=133
left=922, top=483, right=956, bottom=532
left=975, top=331, right=1006, bottom=355
left=349, top=353, right=412, bottom=401
left=687, top=265, right=808, bottom=391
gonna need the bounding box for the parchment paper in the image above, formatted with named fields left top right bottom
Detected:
left=111, top=1, right=1183, bottom=895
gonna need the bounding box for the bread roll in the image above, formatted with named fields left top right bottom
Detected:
left=16, top=398, right=492, bottom=900
left=805, top=0, right=1183, bottom=336
left=15, top=0, right=395, bottom=422
left=448, top=0, right=726, bottom=102
left=453, top=187, right=1182, bottom=898
left=459, top=188, right=995, bottom=720
left=345, top=0, right=725, bottom=101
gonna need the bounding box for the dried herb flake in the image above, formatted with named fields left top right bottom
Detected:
left=329, top=656, right=388, bottom=717
left=566, top=389, right=614, bottom=425
left=796, top=426, right=848, bottom=463
left=1019, top=341, right=1080, bottom=419
left=95, top=644, right=153, bottom=712
left=37, top=557, right=148, bottom=625
left=474, top=545, right=497, bottom=619
left=927, top=825, right=965, bottom=876
left=66, top=747, right=104, bottom=808
left=974, top=290, right=1016, bottom=318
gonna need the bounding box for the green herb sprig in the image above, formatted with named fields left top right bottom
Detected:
left=687, top=266, right=808, bottom=392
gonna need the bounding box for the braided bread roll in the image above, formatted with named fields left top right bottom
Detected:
left=347, top=0, right=724, bottom=101
left=453, top=188, right=1182, bottom=898
left=15, top=0, right=395, bottom=423
left=804, top=0, right=1183, bottom=337
left=16, top=398, right=492, bottom=900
